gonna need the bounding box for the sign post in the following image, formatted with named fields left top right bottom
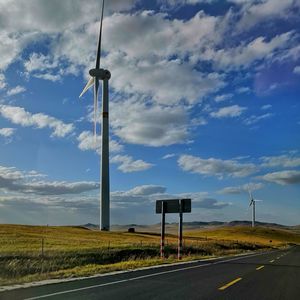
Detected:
left=160, top=201, right=166, bottom=258
left=178, top=199, right=183, bottom=260
left=156, top=199, right=191, bottom=260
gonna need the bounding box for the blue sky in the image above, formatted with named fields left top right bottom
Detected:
left=0, top=0, right=300, bottom=226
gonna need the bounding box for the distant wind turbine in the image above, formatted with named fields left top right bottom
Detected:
left=248, top=186, right=262, bottom=228
left=79, top=0, right=111, bottom=231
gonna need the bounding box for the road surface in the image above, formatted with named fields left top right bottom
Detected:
left=1, top=245, right=299, bottom=300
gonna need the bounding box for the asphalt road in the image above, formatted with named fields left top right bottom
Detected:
left=1, top=246, right=299, bottom=300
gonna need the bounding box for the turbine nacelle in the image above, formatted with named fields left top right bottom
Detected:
left=89, top=68, right=111, bottom=80
left=79, top=69, right=111, bottom=98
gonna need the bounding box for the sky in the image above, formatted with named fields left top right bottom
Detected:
left=0, top=0, right=300, bottom=226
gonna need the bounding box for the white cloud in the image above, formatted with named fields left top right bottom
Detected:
left=158, top=0, right=215, bottom=8
left=162, top=153, right=176, bottom=159
left=0, top=0, right=136, bottom=34
left=236, top=0, right=299, bottom=31
left=24, top=53, right=58, bottom=72
left=0, top=181, right=231, bottom=225
left=261, top=104, right=272, bottom=110
left=193, top=197, right=230, bottom=209
left=260, top=170, right=300, bottom=185
left=77, top=131, right=123, bottom=154
left=205, top=32, right=295, bottom=70
left=0, top=166, right=23, bottom=180
left=177, top=191, right=230, bottom=209
left=0, top=105, right=74, bottom=138
left=111, top=155, right=154, bottom=173
left=6, top=85, right=26, bottom=96
left=227, top=0, right=251, bottom=4
left=22, top=181, right=99, bottom=195
left=110, top=98, right=189, bottom=147
left=243, top=113, right=274, bottom=125
left=0, top=128, right=16, bottom=137
left=293, top=66, right=300, bottom=75
left=236, top=86, right=250, bottom=94
left=57, top=9, right=224, bottom=104
left=0, top=165, right=99, bottom=195
left=218, top=182, right=264, bottom=194
left=106, top=52, right=224, bottom=105
left=0, top=194, right=99, bottom=215
left=0, top=29, right=42, bottom=71
left=260, top=155, right=300, bottom=168
left=33, top=73, right=62, bottom=82
left=273, top=44, right=300, bottom=65
left=0, top=0, right=136, bottom=74
left=0, top=73, right=6, bottom=89
left=178, top=154, right=257, bottom=178
left=215, top=93, right=233, bottom=102
left=104, top=10, right=220, bottom=60
left=111, top=185, right=230, bottom=210
left=128, top=185, right=166, bottom=196
left=210, top=105, right=247, bottom=118
left=23, top=53, right=78, bottom=81
left=0, top=32, right=24, bottom=71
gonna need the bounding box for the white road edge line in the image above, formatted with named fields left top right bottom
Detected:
left=24, top=250, right=277, bottom=300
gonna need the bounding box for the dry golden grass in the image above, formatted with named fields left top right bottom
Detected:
left=185, top=225, right=300, bottom=246
left=1, top=223, right=298, bottom=286
left=0, top=224, right=165, bottom=254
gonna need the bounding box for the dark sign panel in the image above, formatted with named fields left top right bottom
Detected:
left=156, top=199, right=191, bottom=214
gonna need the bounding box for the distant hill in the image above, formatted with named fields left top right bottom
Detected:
left=226, top=220, right=289, bottom=229
left=82, top=220, right=294, bottom=233
left=82, top=223, right=99, bottom=230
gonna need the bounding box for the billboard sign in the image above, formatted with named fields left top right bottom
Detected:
left=156, top=199, right=191, bottom=214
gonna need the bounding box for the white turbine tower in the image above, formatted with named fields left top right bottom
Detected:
left=248, top=187, right=262, bottom=228
left=79, top=0, right=111, bottom=231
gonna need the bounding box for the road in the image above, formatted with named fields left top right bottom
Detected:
left=1, top=245, right=299, bottom=300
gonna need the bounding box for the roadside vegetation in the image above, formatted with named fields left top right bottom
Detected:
left=0, top=224, right=299, bottom=286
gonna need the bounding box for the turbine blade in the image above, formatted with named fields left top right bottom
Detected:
left=95, top=0, right=105, bottom=69
left=79, top=77, right=94, bottom=98
left=247, top=185, right=251, bottom=197
left=93, top=78, right=100, bottom=137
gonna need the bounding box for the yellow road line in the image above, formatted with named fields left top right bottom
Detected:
left=256, top=265, right=264, bottom=270
left=219, top=278, right=242, bottom=290
left=270, top=260, right=275, bottom=263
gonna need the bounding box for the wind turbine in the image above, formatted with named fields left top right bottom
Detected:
left=248, top=187, right=262, bottom=228
left=79, top=0, right=111, bottom=231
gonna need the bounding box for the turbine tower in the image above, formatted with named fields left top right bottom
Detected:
left=249, top=189, right=256, bottom=228
left=80, top=0, right=111, bottom=231
left=248, top=187, right=262, bottom=228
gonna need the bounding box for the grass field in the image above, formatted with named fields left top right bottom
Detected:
left=0, top=224, right=299, bottom=286
left=185, top=225, right=300, bottom=246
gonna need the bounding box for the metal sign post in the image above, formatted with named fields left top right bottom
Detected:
left=156, top=199, right=191, bottom=260
left=160, top=201, right=166, bottom=258
left=178, top=200, right=183, bottom=260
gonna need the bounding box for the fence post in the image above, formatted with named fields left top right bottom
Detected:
left=41, top=237, right=44, bottom=257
